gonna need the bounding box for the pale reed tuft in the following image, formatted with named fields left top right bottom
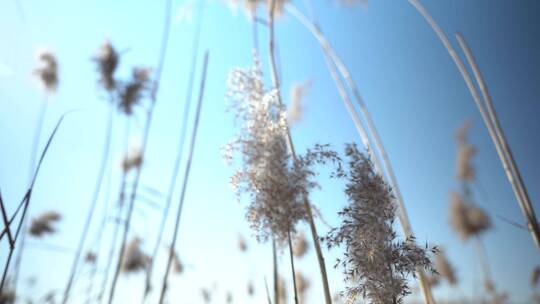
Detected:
left=29, top=211, right=62, bottom=237
left=293, top=231, right=308, bottom=258
left=325, top=143, right=435, bottom=304
left=33, top=49, right=59, bottom=93
left=119, top=67, right=152, bottom=115
left=121, top=238, right=150, bottom=273
left=93, top=40, right=119, bottom=91
left=449, top=191, right=491, bottom=240
left=287, top=80, right=312, bottom=125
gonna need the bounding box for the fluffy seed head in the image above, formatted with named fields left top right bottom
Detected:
left=287, top=79, right=311, bottom=125
left=33, top=49, right=59, bottom=93
left=325, top=143, right=435, bottom=304
left=122, top=143, right=143, bottom=172
left=29, top=211, right=62, bottom=237
left=293, top=231, right=309, bottom=258
left=455, top=120, right=476, bottom=181
left=121, top=237, right=149, bottom=273
left=225, top=59, right=339, bottom=245
left=94, top=40, right=119, bottom=91
left=434, top=249, right=457, bottom=285
left=449, top=192, right=491, bottom=240
left=119, top=67, right=151, bottom=115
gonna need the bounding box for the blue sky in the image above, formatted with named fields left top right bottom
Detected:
left=1, top=0, right=539, bottom=303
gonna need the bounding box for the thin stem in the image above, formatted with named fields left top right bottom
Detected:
left=143, top=3, right=206, bottom=301
left=287, top=230, right=299, bottom=304
left=157, top=51, right=209, bottom=304
left=273, top=239, right=279, bottom=304
left=267, top=1, right=332, bottom=303
left=98, top=117, right=131, bottom=304
left=62, top=103, right=114, bottom=304
left=0, top=189, right=14, bottom=248
left=455, top=32, right=540, bottom=250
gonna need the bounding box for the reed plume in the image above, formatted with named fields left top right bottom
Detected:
left=325, top=143, right=435, bottom=304
left=28, top=211, right=61, bottom=237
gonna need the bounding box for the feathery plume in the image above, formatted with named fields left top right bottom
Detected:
left=121, top=238, right=149, bottom=273
left=93, top=40, right=119, bottom=91
left=455, top=120, right=476, bottom=182
left=532, top=266, right=540, bottom=287
left=295, top=272, right=310, bottom=303
left=29, top=211, right=61, bottom=237
left=293, top=232, right=308, bottom=258
left=225, top=59, right=339, bottom=245
left=247, top=280, right=255, bottom=296
left=33, top=49, right=59, bottom=93
left=449, top=192, right=491, bottom=240
left=227, top=0, right=287, bottom=17
left=238, top=234, right=248, bottom=252
left=434, top=249, right=457, bottom=285
left=325, top=143, right=435, bottom=304
left=201, top=288, right=211, bottom=303
left=84, top=251, right=97, bottom=264
left=287, top=80, right=311, bottom=125
left=121, top=143, right=143, bottom=173
left=119, top=67, right=151, bottom=115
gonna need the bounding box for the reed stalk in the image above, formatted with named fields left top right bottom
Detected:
left=157, top=51, right=209, bottom=304
left=267, top=1, right=332, bottom=302
left=287, top=230, right=299, bottom=304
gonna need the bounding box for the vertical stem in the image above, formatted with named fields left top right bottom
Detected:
left=287, top=230, right=299, bottom=304
left=267, top=1, right=332, bottom=303
left=99, top=117, right=131, bottom=304
left=273, top=239, right=279, bottom=304
left=157, top=52, right=209, bottom=304
left=62, top=103, right=114, bottom=304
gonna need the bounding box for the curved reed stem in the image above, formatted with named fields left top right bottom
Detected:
left=408, top=0, right=540, bottom=251
left=157, top=51, right=209, bottom=304
left=454, top=32, right=540, bottom=250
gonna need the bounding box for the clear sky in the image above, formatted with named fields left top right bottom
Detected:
left=1, top=0, right=539, bottom=303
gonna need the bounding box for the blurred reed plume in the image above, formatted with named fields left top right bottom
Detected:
left=433, top=249, right=457, bottom=286
left=292, top=232, right=308, bottom=258
left=238, top=234, right=248, bottom=252
left=93, top=40, right=119, bottom=92
left=84, top=251, right=97, bottom=264
left=121, top=144, right=143, bottom=173
left=121, top=238, right=150, bottom=273
left=449, top=191, right=491, bottom=241
left=33, top=50, right=59, bottom=93
left=28, top=211, right=61, bottom=237
left=325, top=143, right=435, bottom=304
left=532, top=266, right=540, bottom=287
left=287, top=79, right=311, bottom=125
left=119, top=68, right=152, bottom=115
